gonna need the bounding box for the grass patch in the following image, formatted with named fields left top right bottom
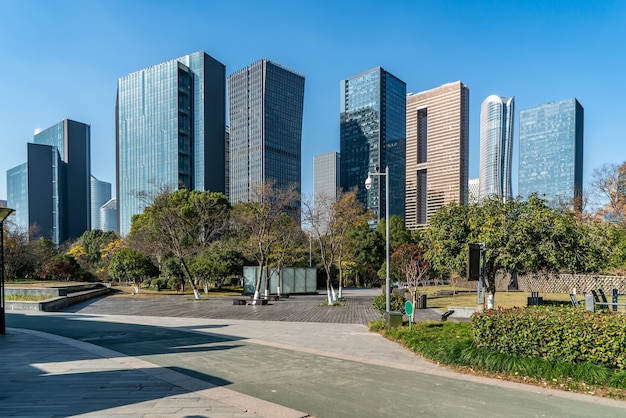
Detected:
left=372, top=320, right=626, bottom=399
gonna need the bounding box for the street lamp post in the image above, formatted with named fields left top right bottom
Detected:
left=365, top=166, right=390, bottom=314
left=0, top=207, right=15, bottom=335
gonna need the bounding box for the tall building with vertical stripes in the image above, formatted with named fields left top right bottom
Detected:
left=227, top=59, right=305, bottom=204
left=405, top=81, right=469, bottom=229
left=116, top=51, right=226, bottom=236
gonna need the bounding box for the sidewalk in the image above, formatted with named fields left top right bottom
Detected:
left=1, top=327, right=307, bottom=418
left=4, top=294, right=626, bottom=417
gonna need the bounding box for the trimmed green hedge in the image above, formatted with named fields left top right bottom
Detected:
left=472, top=306, right=626, bottom=369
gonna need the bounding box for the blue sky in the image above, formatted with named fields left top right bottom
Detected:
left=1, top=0, right=625, bottom=203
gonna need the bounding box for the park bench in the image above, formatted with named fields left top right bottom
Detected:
left=233, top=298, right=248, bottom=305
left=569, top=293, right=582, bottom=307
left=441, top=310, right=455, bottom=322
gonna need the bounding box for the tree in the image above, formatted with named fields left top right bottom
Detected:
left=391, top=243, right=429, bottom=322
left=376, top=215, right=413, bottom=251
left=231, top=182, right=300, bottom=302
left=303, top=190, right=368, bottom=303
left=129, top=188, right=230, bottom=299
left=108, top=248, right=158, bottom=292
left=343, top=221, right=384, bottom=287
left=590, top=162, right=626, bottom=223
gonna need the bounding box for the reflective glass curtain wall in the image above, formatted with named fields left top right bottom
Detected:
left=518, top=98, right=583, bottom=208
left=339, top=67, right=406, bottom=221
left=479, top=95, right=514, bottom=200
left=116, top=51, right=225, bottom=236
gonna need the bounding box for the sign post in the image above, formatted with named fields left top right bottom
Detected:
left=405, top=300, right=414, bottom=331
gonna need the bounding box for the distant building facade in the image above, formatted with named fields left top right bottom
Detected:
left=91, top=175, right=111, bottom=231
left=6, top=120, right=91, bottom=243
left=405, top=81, right=470, bottom=229
left=313, top=152, right=340, bottom=232
left=116, top=51, right=226, bottom=236
left=100, top=198, right=117, bottom=234
left=227, top=59, right=305, bottom=205
left=518, top=98, right=584, bottom=208
left=468, top=178, right=480, bottom=204
left=339, top=67, right=406, bottom=223
left=479, top=95, right=514, bottom=201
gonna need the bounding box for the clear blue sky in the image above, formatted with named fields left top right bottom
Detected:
left=1, top=0, right=625, bottom=203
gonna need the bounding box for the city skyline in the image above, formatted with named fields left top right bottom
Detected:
left=2, top=1, right=625, bottom=208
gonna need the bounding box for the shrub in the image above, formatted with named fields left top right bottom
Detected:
left=472, top=306, right=626, bottom=369
left=372, top=293, right=406, bottom=315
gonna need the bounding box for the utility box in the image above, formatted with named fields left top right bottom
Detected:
left=385, top=311, right=403, bottom=329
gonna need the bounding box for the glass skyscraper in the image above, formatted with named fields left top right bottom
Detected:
left=479, top=95, right=514, bottom=201
left=6, top=120, right=91, bottom=243
left=518, top=98, right=584, bottom=208
left=90, top=175, right=111, bottom=231
left=227, top=59, right=305, bottom=204
left=340, top=67, right=406, bottom=222
left=116, top=51, right=226, bottom=236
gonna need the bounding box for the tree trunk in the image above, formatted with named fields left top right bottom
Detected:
left=180, top=258, right=201, bottom=300
left=253, top=260, right=264, bottom=304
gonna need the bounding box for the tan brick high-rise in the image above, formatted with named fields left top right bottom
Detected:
left=405, top=81, right=469, bottom=229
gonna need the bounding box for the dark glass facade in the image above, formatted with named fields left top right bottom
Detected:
left=6, top=119, right=91, bottom=243
left=518, top=98, right=584, bottom=207
left=340, top=67, right=406, bottom=221
left=116, top=51, right=226, bottom=236
left=227, top=60, right=305, bottom=204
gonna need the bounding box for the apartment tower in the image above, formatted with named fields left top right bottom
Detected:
left=405, top=81, right=470, bottom=229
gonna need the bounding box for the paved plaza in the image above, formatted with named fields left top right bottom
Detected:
left=3, top=289, right=626, bottom=417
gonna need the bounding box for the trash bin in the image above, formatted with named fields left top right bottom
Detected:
left=416, top=294, right=427, bottom=309
left=385, top=311, right=403, bottom=329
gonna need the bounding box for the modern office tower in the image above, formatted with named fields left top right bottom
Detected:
left=314, top=152, right=340, bottom=199
left=468, top=178, right=480, bottom=204
left=479, top=95, right=514, bottom=201
left=91, top=175, right=111, bottom=231
left=116, top=51, right=226, bottom=236
left=313, top=152, right=340, bottom=231
left=339, top=67, right=406, bottom=222
left=100, top=198, right=117, bottom=233
left=405, top=81, right=470, bottom=229
left=7, top=120, right=90, bottom=243
left=225, top=125, right=230, bottom=199
left=228, top=59, right=305, bottom=205
left=518, top=98, right=584, bottom=208
left=6, top=164, right=27, bottom=232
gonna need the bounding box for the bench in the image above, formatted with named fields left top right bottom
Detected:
left=441, top=310, right=455, bottom=321
left=233, top=298, right=248, bottom=305
left=569, top=293, right=581, bottom=308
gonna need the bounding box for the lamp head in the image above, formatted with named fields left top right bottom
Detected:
left=364, top=176, right=372, bottom=190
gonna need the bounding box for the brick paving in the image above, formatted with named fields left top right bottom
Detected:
left=61, top=289, right=443, bottom=324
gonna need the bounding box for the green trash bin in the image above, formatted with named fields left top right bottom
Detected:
left=385, top=311, right=403, bottom=329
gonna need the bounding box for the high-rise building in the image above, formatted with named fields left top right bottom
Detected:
left=100, top=198, right=117, bottom=234
left=6, top=120, right=91, bottom=243
left=228, top=59, right=305, bottom=205
left=313, top=152, right=340, bottom=231
left=479, top=95, right=514, bottom=201
left=340, top=67, right=406, bottom=222
left=405, top=81, right=470, bottom=229
left=468, top=178, right=480, bottom=204
left=116, top=51, right=226, bottom=236
left=518, top=98, right=584, bottom=208
left=314, top=152, right=340, bottom=200
left=91, top=175, right=111, bottom=231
